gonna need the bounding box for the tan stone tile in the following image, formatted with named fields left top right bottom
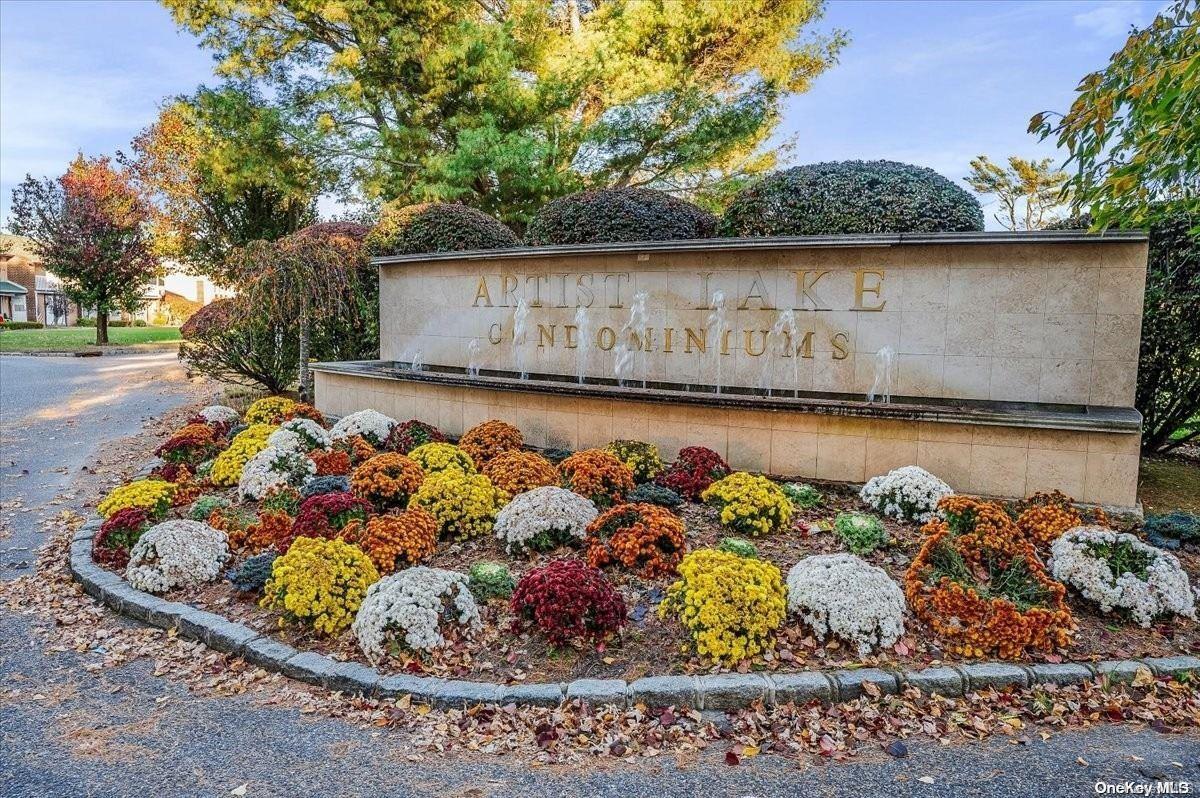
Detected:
left=1027, top=428, right=1089, bottom=451
left=896, top=354, right=944, bottom=396
left=943, top=355, right=992, bottom=400
left=945, top=311, right=995, bottom=357
left=577, top=413, right=615, bottom=449
left=989, top=357, right=1041, bottom=403
left=462, top=402, right=492, bottom=431
left=771, top=410, right=822, bottom=432
left=1041, top=357, right=1099, bottom=400
left=1087, top=431, right=1141, bottom=454
left=1088, top=360, right=1137, bottom=408
left=769, top=429, right=818, bottom=477
left=1043, top=265, right=1099, bottom=315
left=1093, top=315, right=1141, bottom=361
left=1043, top=314, right=1096, bottom=359
left=856, top=312, right=901, bottom=353
left=817, top=433, right=867, bottom=482
left=818, top=415, right=873, bottom=438
left=544, top=409, right=579, bottom=450
left=727, top=427, right=771, bottom=473
left=993, top=313, right=1044, bottom=357
left=865, top=437, right=919, bottom=479
left=1082, top=452, right=1140, bottom=506
left=972, top=425, right=1029, bottom=448
left=968, top=444, right=1029, bottom=498
left=899, top=311, right=947, bottom=355
left=995, top=267, right=1046, bottom=314
left=1025, top=448, right=1087, bottom=498
left=918, top=422, right=975, bottom=443
left=868, top=419, right=919, bottom=440
left=1097, top=268, right=1147, bottom=315
left=437, top=400, right=464, bottom=437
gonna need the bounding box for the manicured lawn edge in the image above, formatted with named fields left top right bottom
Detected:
left=68, top=460, right=1200, bottom=709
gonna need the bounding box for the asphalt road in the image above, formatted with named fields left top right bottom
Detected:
left=1, top=354, right=1197, bottom=797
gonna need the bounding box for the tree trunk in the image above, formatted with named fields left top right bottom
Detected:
left=96, top=311, right=109, bottom=345
left=298, top=303, right=311, bottom=403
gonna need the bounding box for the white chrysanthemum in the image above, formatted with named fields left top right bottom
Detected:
left=125, top=520, right=229, bottom=594
left=786, top=554, right=906, bottom=655
left=196, top=405, right=240, bottom=424
left=1051, top=526, right=1196, bottom=627
left=237, top=445, right=316, bottom=500
left=493, top=486, right=598, bottom=553
left=329, top=409, right=397, bottom=447
left=860, top=465, right=952, bottom=523
left=352, top=567, right=481, bottom=660
left=268, top=418, right=331, bottom=453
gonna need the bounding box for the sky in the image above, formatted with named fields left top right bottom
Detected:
left=0, top=0, right=1168, bottom=229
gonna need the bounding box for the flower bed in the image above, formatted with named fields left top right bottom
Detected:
left=85, top=399, right=1200, bottom=686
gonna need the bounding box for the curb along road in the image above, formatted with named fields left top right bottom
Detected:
left=68, top=463, right=1200, bottom=710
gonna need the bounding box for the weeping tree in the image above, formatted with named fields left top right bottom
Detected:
left=227, top=222, right=374, bottom=400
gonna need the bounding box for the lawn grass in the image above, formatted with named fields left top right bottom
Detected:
left=0, top=326, right=181, bottom=352
left=1138, top=455, right=1200, bottom=514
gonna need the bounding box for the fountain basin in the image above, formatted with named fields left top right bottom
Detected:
left=317, top=231, right=1150, bottom=510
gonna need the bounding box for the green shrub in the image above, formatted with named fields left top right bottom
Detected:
left=468, top=561, right=516, bottom=602
left=189, top=495, right=230, bottom=522
left=0, top=321, right=45, bottom=330
left=75, top=317, right=97, bottom=327
left=781, top=482, right=823, bottom=510
left=833, top=511, right=888, bottom=555
left=720, top=160, right=984, bottom=236
left=1143, top=511, right=1200, bottom=550
left=628, top=483, right=684, bottom=508
left=525, top=188, right=716, bottom=246
left=366, top=201, right=519, bottom=256
left=718, top=537, right=759, bottom=559
left=179, top=297, right=299, bottom=393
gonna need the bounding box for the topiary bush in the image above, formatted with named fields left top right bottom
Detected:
left=525, top=188, right=717, bottom=246
left=720, top=160, right=985, bottom=237
left=366, top=201, right=519, bottom=256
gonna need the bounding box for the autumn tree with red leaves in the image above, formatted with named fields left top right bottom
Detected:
left=9, top=155, right=158, bottom=344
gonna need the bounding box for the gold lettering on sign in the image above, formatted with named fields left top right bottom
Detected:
left=685, top=328, right=706, bottom=354
left=797, top=330, right=815, bottom=359
left=744, top=330, right=768, bottom=356
left=739, top=272, right=775, bottom=310
left=597, top=326, right=616, bottom=351
left=564, top=324, right=578, bottom=349
left=792, top=270, right=831, bottom=310
left=537, top=324, right=556, bottom=348
left=663, top=327, right=675, bottom=353
left=575, top=274, right=595, bottom=308
left=473, top=276, right=493, bottom=307
left=831, top=331, right=850, bottom=360
left=526, top=274, right=549, bottom=307
left=696, top=272, right=713, bottom=310
left=853, top=269, right=886, bottom=311
left=488, top=323, right=503, bottom=345
left=501, top=274, right=518, bottom=307
left=603, top=273, right=630, bottom=308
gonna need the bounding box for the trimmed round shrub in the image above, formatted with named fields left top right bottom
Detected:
left=627, top=482, right=683, bottom=509
left=407, top=468, right=506, bottom=541
left=458, top=419, right=523, bottom=465
left=226, top=551, right=278, bottom=593
left=300, top=475, right=351, bottom=499
left=92, top=508, right=151, bottom=570
left=346, top=507, right=439, bottom=574
left=701, top=472, right=793, bottom=537
left=585, top=502, right=687, bottom=578
left=510, top=558, right=627, bottom=647
left=481, top=450, right=558, bottom=496
left=366, top=201, right=519, bottom=256
left=786, top=554, right=906, bottom=655
left=353, top=566, right=481, bottom=659
left=833, top=511, right=889, bottom=555
left=604, top=439, right=665, bottom=483
left=383, top=419, right=447, bottom=454
left=493, top=485, right=598, bottom=554
left=559, top=449, right=635, bottom=509
left=262, top=536, right=379, bottom=635
left=656, top=446, right=731, bottom=501
left=408, top=442, right=476, bottom=475
left=660, top=549, right=786, bottom=664
left=721, top=160, right=984, bottom=236
left=351, top=452, right=425, bottom=510
left=468, top=561, right=516, bottom=602
left=125, top=520, right=230, bottom=594
left=1051, top=527, right=1196, bottom=626
left=525, top=188, right=716, bottom=246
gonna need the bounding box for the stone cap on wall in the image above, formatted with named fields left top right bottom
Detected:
left=372, top=230, right=1149, bottom=267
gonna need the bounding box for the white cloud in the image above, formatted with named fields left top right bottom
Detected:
left=1073, top=2, right=1152, bottom=37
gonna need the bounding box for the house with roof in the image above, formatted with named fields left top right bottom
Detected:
left=0, top=234, right=230, bottom=326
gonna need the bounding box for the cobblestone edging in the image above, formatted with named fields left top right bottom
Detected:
left=69, top=466, right=1200, bottom=709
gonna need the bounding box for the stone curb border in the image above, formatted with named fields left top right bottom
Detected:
left=68, top=462, right=1200, bottom=710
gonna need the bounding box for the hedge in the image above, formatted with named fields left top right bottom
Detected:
left=525, top=188, right=717, bottom=246
left=0, top=321, right=44, bottom=330
left=366, top=202, right=519, bottom=256
left=720, top=160, right=985, bottom=237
